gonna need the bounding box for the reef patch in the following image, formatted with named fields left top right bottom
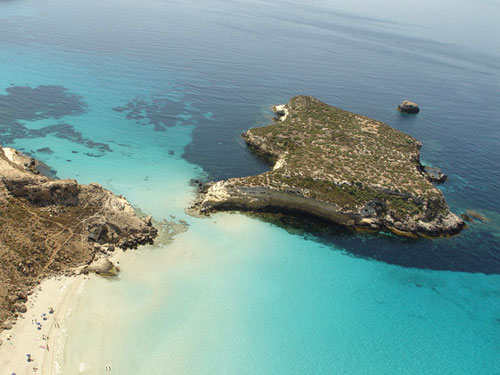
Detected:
left=113, top=94, right=213, bottom=132
left=0, top=85, right=111, bottom=153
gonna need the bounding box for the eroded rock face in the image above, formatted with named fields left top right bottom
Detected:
left=192, top=96, right=463, bottom=237
left=3, top=177, right=81, bottom=206
left=398, top=100, right=420, bottom=114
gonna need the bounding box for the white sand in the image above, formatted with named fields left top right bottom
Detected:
left=0, top=275, right=87, bottom=375
left=0, top=249, right=132, bottom=374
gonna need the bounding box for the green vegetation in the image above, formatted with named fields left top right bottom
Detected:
left=237, top=96, right=446, bottom=219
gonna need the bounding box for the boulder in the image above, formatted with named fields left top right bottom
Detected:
left=398, top=100, right=420, bottom=114
left=87, top=258, right=113, bottom=273
left=14, top=303, right=27, bottom=313
left=86, top=257, right=118, bottom=276
left=17, top=291, right=28, bottom=302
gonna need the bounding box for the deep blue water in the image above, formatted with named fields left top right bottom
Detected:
left=0, top=0, right=499, bottom=373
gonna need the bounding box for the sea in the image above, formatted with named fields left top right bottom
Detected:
left=1, top=0, right=500, bottom=373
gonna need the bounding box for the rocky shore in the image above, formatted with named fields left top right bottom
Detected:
left=191, top=96, right=464, bottom=238
left=0, top=147, right=157, bottom=331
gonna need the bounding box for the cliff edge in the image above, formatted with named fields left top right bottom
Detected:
left=192, top=96, right=464, bottom=237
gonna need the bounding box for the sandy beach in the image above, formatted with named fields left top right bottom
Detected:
left=0, top=246, right=134, bottom=375
left=0, top=275, right=86, bottom=375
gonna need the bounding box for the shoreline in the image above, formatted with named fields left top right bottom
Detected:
left=0, top=275, right=85, bottom=375
left=193, top=96, right=464, bottom=238
left=0, top=249, right=131, bottom=374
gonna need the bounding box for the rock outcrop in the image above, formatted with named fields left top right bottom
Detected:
left=191, top=96, right=464, bottom=237
left=422, top=166, right=447, bottom=183
left=398, top=100, right=420, bottom=114
left=85, top=257, right=118, bottom=276
left=0, top=147, right=157, bottom=330
left=3, top=178, right=81, bottom=206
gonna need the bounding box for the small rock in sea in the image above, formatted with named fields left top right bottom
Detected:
left=460, top=214, right=474, bottom=223
left=398, top=100, right=420, bottom=114
left=465, top=210, right=487, bottom=222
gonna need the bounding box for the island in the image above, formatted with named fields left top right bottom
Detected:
left=397, top=100, right=420, bottom=114
left=0, top=147, right=157, bottom=330
left=191, top=96, right=464, bottom=237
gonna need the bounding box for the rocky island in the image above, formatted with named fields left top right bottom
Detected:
left=398, top=100, right=420, bottom=114
left=192, top=96, right=464, bottom=237
left=0, top=147, right=157, bottom=330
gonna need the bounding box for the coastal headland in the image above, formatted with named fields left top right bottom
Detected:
left=0, top=146, right=158, bottom=333
left=192, top=95, right=464, bottom=237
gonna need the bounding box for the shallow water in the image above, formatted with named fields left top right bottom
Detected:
left=1, top=0, right=499, bottom=373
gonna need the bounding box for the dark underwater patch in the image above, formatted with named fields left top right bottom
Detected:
left=246, top=210, right=500, bottom=275
left=85, top=152, right=104, bottom=158
left=0, top=85, right=87, bottom=123
left=113, top=95, right=212, bottom=132
left=36, top=147, right=54, bottom=154
left=35, top=123, right=111, bottom=153
left=0, top=85, right=111, bottom=153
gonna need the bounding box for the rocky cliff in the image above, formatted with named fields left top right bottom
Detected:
left=0, top=147, right=157, bottom=330
left=192, top=96, right=464, bottom=237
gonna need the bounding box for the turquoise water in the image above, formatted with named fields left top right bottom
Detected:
left=63, top=216, right=500, bottom=374
left=1, top=0, right=500, bottom=373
